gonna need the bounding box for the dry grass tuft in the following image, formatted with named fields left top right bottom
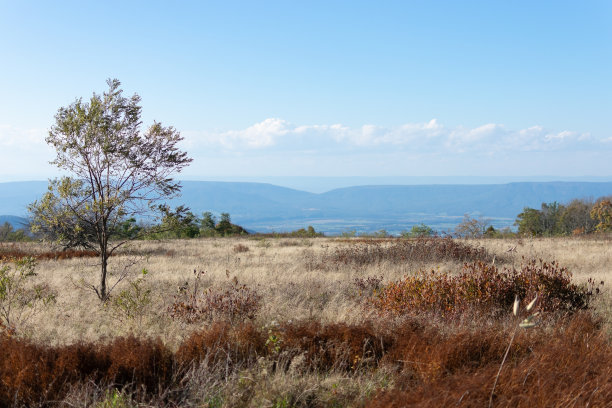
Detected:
left=315, top=237, right=497, bottom=270
left=232, top=243, right=249, bottom=253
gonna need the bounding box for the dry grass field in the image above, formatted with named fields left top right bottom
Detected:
left=1, top=236, right=611, bottom=407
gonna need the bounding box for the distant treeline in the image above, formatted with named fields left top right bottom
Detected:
left=112, top=207, right=325, bottom=240
left=0, top=223, right=30, bottom=242
left=349, top=195, right=612, bottom=239
left=0, top=208, right=325, bottom=243
left=112, top=207, right=249, bottom=240
left=514, top=196, right=612, bottom=237
left=2, top=196, right=611, bottom=243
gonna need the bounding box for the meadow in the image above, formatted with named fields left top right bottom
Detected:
left=1, top=235, right=611, bottom=407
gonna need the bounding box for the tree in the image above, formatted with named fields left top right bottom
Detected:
left=483, top=225, right=498, bottom=238
left=455, top=214, right=489, bottom=238
left=157, top=205, right=200, bottom=238
left=540, top=201, right=564, bottom=235
left=0, top=222, right=29, bottom=242
left=402, top=223, right=434, bottom=238
left=112, top=217, right=143, bottom=240
left=200, top=211, right=216, bottom=235
left=28, top=79, right=191, bottom=301
left=216, top=212, right=233, bottom=235
left=559, top=198, right=596, bottom=235
left=289, top=225, right=323, bottom=237
left=590, top=199, right=612, bottom=232
left=0, top=222, right=13, bottom=241
left=214, top=212, right=248, bottom=236
left=515, top=207, right=543, bottom=236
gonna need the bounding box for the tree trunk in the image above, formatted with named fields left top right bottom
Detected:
left=98, top=214, right=109, bottom=302
left=99, top=250, right=108, bottom=301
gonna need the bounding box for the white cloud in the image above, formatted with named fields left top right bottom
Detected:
left=216, top=118, right=291, bottom=148
left=184, top=118, right=603, bottom=155
left=0, top=125, right=47, bottom=147
left=3, top=119, right=607, bottom=181
left=0, top=125, right=57, bottom=180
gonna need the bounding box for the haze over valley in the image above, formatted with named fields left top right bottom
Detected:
left=2, top=180, right=611, bottom=234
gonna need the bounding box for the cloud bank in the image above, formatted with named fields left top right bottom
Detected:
left=183, top=118, right=598, bottom=154
left=1, top=119, right=609, bottom=180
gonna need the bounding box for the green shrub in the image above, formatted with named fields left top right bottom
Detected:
left=0, top=257, right=56, bottom=334
left=96, top=389, right=135, bottom=408
left=107, top=268, right=152, bottom=329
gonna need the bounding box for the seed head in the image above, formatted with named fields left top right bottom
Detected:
left=526, top=294, right=537, bottom=311
left=513, top=295, right=520, bottom=316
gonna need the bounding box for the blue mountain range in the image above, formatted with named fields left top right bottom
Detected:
left=1, top=180, right=611, bottom=234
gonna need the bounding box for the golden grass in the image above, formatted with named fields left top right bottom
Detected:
left=4, top=235, right=607, bottom=347
left=2, top=236, right=612, bottom=407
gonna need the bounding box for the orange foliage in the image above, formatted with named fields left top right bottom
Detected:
left=369, top=259, right=597, bottom=318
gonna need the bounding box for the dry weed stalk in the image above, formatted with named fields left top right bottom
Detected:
left=489, top=294, right=538, bottom=408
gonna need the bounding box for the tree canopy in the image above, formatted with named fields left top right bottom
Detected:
left=29, top=79, right=191, bottom=300
left=590, top=199, right=612, bottom=232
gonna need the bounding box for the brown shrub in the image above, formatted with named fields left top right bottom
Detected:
left=369, top=259, right=599, bottom=318
left=0, top=337, right=107, bottom=406
left=233, top=243, right=250, bottom=253
left=0, top=337, right=61, bottom=405
left=353, top=275, right=384, bottom=295
left=170, top=280, right=262, bottom=324
left=1, top=312, right=611, bottom=407
left=382, top=323, right=534, bottom=385
left=104, top=336, right=174, bottom=395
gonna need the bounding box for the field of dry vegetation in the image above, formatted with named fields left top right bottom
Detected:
left=1, top=235, right=611, bottom=407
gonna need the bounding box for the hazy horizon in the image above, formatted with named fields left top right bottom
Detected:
left=2, top=176, right=612, bottom=195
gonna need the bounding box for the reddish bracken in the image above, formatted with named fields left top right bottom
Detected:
left=0, top=313, right=611, bottom=406
left=367, top=312, right=612, bottom=407
left=0, top=334, right=174, bottom=406
left=175, top=321, right=266, bottom=369
left=276, top=320, right=393, bottom=371
left=0, top=245, right=99, bottom=261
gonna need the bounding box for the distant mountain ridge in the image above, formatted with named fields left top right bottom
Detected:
left=1, top=180, right=611, bottom=234
left=0, top=215, right=28, bottom=228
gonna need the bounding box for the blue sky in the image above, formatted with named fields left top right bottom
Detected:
left=1, top=1, right=611, bottom=184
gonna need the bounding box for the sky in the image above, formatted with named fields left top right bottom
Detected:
left=1, top=1, right=611, bottom=187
